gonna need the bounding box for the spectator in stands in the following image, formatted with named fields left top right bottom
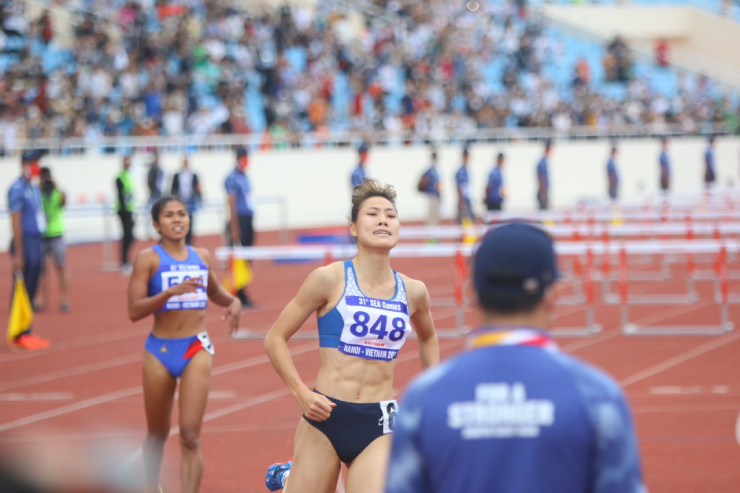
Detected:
left=171, top=157, right=202, bottom=245
left=225, top=147, right=256, bottom=308
left=704, top=135, right=716, bottom=189
left=656, top=39, right=669, bottom=68
left=607, top=35, right=632, bottom=83
left=536, top=141, right=552, bottom=210
left=0, top=0, right=736, bottom=144
left=419, top=149, right=442, bottom=230
left=7, top=154, right=51, bottom=350
left=385, top=222, right=646, bottom=493
left=455, top=146, right=474, bottom=224
left=37, top=9, right=52, bottom=46
left=485, top=152, right=506, bottom=212
left=573, top=58, right=590, bottom=88
left=607, top=146, right=619, bottom=202
left=659, top=137, right=671, bottom=193
left=350, top=142, right=369, bottom=190
left=116, top=155, right=136, bottom=275
left=35, top=166, right=70, bottom=313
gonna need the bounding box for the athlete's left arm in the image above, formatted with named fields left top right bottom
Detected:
left=199, top=249, right=241, bottom=333
left=407, top=278, right=439, bottom=370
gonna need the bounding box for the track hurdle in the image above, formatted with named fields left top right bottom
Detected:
left=619, top=245, right=734, bottom=336
left=551, top=248, right=602, bottom=337
left=217, top=242, right=605, bottom=338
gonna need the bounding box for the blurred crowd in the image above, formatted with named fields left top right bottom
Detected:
left=0, top=0, right=737, bottom=149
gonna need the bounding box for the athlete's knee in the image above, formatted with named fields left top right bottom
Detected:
left=179, top=427, right=201, bottom=451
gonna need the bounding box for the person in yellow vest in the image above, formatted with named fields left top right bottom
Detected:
left=35, top=167, right=70, bottom=312
left=116, top=156, right=136, bottom=275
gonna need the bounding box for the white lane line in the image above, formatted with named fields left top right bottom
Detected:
left=619, top=331, right=740, bottom=388
left=0, top=387, right=142, bottom=433
left=118, top=339, right=463, bottom=471
left=0, top=392, right=74, bottom=401
left=0, top=342, right=318, bottom=433
left=650, top=386, right=730, bottom=395
left=651, top=386, right=703, bottom=395
left=0, top=327, right=148, bottom=365
left=0, top=318, right=279, bottom=391
left=0, top=354, right=142, bottom=392
left=632, top=403, right=740, bottom=414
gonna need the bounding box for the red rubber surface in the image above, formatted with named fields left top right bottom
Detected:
left=0, top=231, right=738, bottom=492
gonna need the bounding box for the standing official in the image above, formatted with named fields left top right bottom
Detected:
left=485, top=152, right=505, bottom=212
left=36, top=166, right=70, bottom=312
left=350, top=142, right=370, bottom=190
left=7, top=155, right=51, bottom=350
left=225, top=147, right=256, bottom=308
left=607, top=146, right=619, bottom=201
left=704, top=136, right=716, bottom=189
left=454, top=146, right=474, bottom=224
left=536, top=141, right=551, bottom=210
left=171, top=157, right=202, bottom=245
left=116, top=156, right=136, bottom=274
left=659, top=137, right=671, bottom=193
left=419, top=149, right=441, bottom=228
left=146, top=151, right=165, bottom=239
left=385, top=222, right=646, bottom=493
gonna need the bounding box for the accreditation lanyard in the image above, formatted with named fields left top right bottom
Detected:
left=466, top=327, right=559, bottom=353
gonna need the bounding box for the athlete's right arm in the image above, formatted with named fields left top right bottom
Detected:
left=264, top=266, right=338, bottom=420
left=126, top=250, right=205, bottom=321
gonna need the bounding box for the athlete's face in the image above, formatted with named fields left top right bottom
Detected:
left=351, top=196, right=399, bottom=249
left=155, top=200, right=190, bottom=241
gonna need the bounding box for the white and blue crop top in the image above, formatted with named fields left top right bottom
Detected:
left=148, top=244, right=209, bottom=313
left=317, top=260, right=411, bottom=361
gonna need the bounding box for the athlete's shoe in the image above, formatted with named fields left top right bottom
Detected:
left=26, top=333, right=51, bottom=349
left=10, top=334, right=49, bottom=351
left=265, top=459, right=292, bottom=491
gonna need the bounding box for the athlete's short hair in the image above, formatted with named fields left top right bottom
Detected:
left=350, top=178, right=397, bottom=224
left=151, top=196, right=187, bottom=222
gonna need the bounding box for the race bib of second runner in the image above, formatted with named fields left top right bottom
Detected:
left=161, top=268, right=209, bottom=310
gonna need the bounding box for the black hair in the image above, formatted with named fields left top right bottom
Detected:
left=40, top=166, right=51, bottom=177
left=151, top=196, right=187, bottom=222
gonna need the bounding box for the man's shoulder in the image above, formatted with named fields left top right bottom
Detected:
left=551, top=351, right=623, bottom=401
left=8, top=178, right=24, bottom=192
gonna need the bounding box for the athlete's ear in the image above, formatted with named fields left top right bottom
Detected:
left=349, top=222, right=358, bottom=241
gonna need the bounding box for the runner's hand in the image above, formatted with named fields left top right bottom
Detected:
left=223, top=298, right=241, bottom=333
left=166, top=277, right=205, bottom=296
left=299, top=389, right=336, bottom=421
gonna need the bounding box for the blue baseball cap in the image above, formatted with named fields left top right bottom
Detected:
left=473, top=222, right=560, bottom=297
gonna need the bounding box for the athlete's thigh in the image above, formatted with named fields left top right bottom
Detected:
left=345, top=434, right=392, bottom=493
left=178, top=349, right=212, bottom=432
left=288, top=418, right=341, bottom=493
left=142, top=350, right=177, bottom=434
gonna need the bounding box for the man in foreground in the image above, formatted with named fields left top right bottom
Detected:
left=385, top=222, right=645, bottom=493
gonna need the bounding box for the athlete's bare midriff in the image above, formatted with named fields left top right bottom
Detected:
left=314, top=348, right=396, bottom=403
left=150, top=309, right=207, bottom=338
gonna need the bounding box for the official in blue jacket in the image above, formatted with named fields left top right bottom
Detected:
left=386, top=222, right=645, bottom=493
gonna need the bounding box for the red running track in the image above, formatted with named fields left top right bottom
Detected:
left=0, top=232, right=739, bottom=492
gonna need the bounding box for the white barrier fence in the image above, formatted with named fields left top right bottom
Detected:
left=0, top=196, right=289, bottom=257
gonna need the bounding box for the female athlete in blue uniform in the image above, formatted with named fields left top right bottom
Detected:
left=264, top=179, right=439, bottom=493
left=127, top=196, right=241, bottom=493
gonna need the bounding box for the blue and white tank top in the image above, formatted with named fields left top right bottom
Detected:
left=148, top=244, right=209, bottom=313
left=318, top=260, right=411, bottom=361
